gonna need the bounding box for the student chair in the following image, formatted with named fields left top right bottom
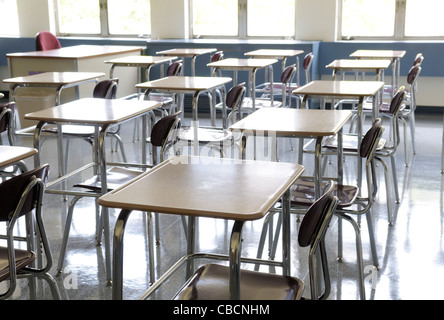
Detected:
left=173, top=182, right=338, bottom=300
left=0, top=164, right=60, bottom=300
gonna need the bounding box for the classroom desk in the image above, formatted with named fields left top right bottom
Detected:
left=326, top=59, right=391, bottom=81
left=0, top=145, right=37, bottom=170
left=25, top=98, right=162, bottom=283
left=207, top=58, right=278, bottom=109
left=350, top=50, right=406, bottom=97
left=136, top=76, right=232, bottom=154
left=105, top=55, right=178, bottom=81
left=7, top=45, right=144, bottom=99
left=156, top=48, right=217, bottom=76
left=230, top=108, right=352, bottom=199
left=4, top=71, right=106, bottom=133
left=97, top=155, right=305, bottom=300
left=245, top=49, right=304, bottom=85
left=293, top=80, right=384, bottom=188
left=4, top=71, right=105, bottom=106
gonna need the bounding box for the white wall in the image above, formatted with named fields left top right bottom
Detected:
left=296, top=0, right=338, bottom=41
left=150, top=0, right=189, bottom=39
left=17, top=0, right=53, bottom=37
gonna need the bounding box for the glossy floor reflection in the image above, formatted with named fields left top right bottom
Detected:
left=2, top=110, right=444, bottom=300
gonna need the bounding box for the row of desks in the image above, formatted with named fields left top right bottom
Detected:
left=1, top=45, right=402, bottom=300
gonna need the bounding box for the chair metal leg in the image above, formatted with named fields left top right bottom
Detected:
left=336, top=213, right=366, bottom=300
left=57, top=196, right=82, bottom=273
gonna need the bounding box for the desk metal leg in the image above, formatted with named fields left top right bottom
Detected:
left=112, top=209, right=133, bottom=300
left=229, top=220, right=244, bottom=300
left=99, top=126, right=112, bottom=284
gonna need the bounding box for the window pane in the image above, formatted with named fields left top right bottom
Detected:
left=108, top=0, right=151, bottom=35
left=192, top=0, right=238, bottom=37
left=405, top=0, right=444, bottom=36
left=0, top=0, right=19, bottom=36
left=341, top=0, right=395, bottom=37
left=58, top=0, right=100, bottom=34
left=247, top=0, right=295, bottom=37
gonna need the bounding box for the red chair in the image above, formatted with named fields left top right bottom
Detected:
left=35, top=31, right=61, bottom=51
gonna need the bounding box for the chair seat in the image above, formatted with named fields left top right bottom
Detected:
left=241, top=97, right=282, bottom=109
left=261, top=82, right=299, bottom=92
left=73, top=166, right=143, bottom=192
left=322, top=133, right=387, bottom=151
left=0, top=247, right=36, bottom=282
left=173, top=263, right=304, bottom=300
left=148, top=94, right=174, bottom=105
left=179, top=126, right=232, bottom=143
left=290, top=178, right=358, bottom=208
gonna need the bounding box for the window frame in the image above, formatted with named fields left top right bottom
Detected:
left=339, top=0, right=444, bottom=41
left=189, top=0, right=297, bottom=40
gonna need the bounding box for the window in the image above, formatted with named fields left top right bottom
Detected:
left=57, top=0, right=101, bottom=35
left=0, top=0, right=19, bottom=36
left=247, top=0, right=295, bottom=38
left=56, top=0, right=151, bottom=36
left=341, top=0, right=444, bottom=40
left=107, top=0, right=151, bottom=35
left=192, top=0, right=238, bottom=37
left=404, top=0, right=444, bottom=37
left=341, top=0, right=395, bottom=38
left=191, top=0, right=296, bottom=39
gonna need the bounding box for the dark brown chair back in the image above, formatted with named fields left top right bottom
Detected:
left=150, top=111, right=182, bottom=148
left=36, top=31, right=61, bottom=51
left=226, top=83, right=246, bottom=110
left=280, top=65, right=297, bottom=84
left=167, top=61, right=183, bottom=76
left=298, top=182, right=337, bottom=248
left=0, top=102, right=15, bottom=134
left=0, top=164, right=50, bottom=222
left=93, top=78, right=119, bottom=99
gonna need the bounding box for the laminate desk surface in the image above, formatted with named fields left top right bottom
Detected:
left=4, top=71, right=105, bottom=87
left=349, top=50, right=406, bottom=60
left=207, top=58, right=278, bottom=70
left=156, top=48, right=217, bottom=57
left=98, top=155, right=305, bottom=221
left=136, top=76, right=232, bottom=93
left=24, top=98, right=162, bottom=125
left=244, top=49, right=304, bottom=59
left=293, top=80, right=385, bottom=98
left=326, top=59, right=392, bottom=71
left=230, top=107, right=353, bottom=137
left=0, top=146, right=37, bottom=168
left=105, top=55, right=178, bottom=67
left=6, top=45, right=144, bottom=60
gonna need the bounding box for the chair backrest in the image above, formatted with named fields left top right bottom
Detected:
left=226, top=83, right=247, bottom=110
left=298, top=182, right=337, bottom=247
left=298, top=181, right=338, bottom=299
left=150, top=111, right=182, bottom=147
left=407, top=64, right=421, bottom=86
left=303, top=52, right=314, bottom=83
left=359, top=118, right=384, bottom=159
left=93, top=78, right=119, bottom=99
left=167, top=61, right=183, bottom=77
left=211, top=51, right=224, bottom=62
left=150, top=111, right=182, bottom=163
left=0, top=164, right=49, bottom=222
left=280, top=64, right=297, bottom=84
left=413, top=53, right=424, bottom=66
left=0, top=102, right=15, bottom=145
left=35, top=31, right=61, bottom=51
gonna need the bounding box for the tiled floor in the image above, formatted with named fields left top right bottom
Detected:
left=2, top=109, right=444, bottom=300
